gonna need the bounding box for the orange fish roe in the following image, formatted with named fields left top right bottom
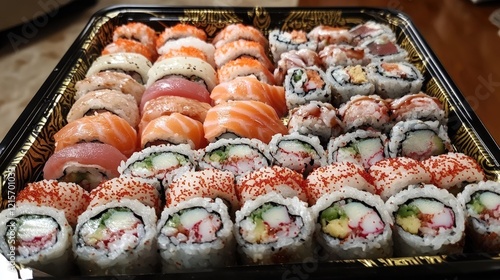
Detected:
left=236, top=166, right=308, bottom=204
left=89, top=176, right=161, bottom=215
left=305, top=162, right=375, bottom=206
left=166, top=169, right=238, bottom=210
left=17, top=179, right=90, bottom=227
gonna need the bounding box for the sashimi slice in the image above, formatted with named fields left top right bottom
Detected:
left=53, top=112, right=138, bottom=157
left=210, top=76, right=287, bottom=117
left=43, top=142, right=127, bottom=180
left=139, top=95, right=212, bottom=133
left=203, top=100, right=288, bottom=144
left=140, top=76, right=212, bottom=111
left=141, top=113, right=207, bottom=150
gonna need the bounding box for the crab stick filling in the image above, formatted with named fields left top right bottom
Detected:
left=466, top=191, right=500, bottom=226
left=395, top=198, right=455, bottom=236
left=319, top=199, right=384, bottom=240
left=239, top=202, right=302, bottom=244
left=160, top=207, right=222, bottom=244
left=7, top=215, right=59, bottom=257
left=79, top=207, right=144, bottom=252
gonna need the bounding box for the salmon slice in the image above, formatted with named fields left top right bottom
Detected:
left=53, top=112, right=138, bottom=157
left=210, top=76, right=287, bottom=117
left=140, top=95, right=212, bottom=134
left=203, top=100, right=288, bottom=144
left=141, top=113, right=207, bottom=150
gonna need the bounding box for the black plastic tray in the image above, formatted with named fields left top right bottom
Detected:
left=1, top=5, right=500, bottom=279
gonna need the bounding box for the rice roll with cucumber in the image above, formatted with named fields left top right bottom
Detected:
left=269, top=132, right=326, bottom=176
left=457, top=181, right=500, bottom=253
left=387, top=119, right=453, bottom=161
left=157, top=197, right=236, bottom=272
left=268, top=29, right=318, bottom=64
left=233, top=192, right=314, bottom=265
left=327, top=129, right=388, bottom=169
left=311, top=186, right=393, bottom=260
left=0, top=205, right=73, bottom=277
left=73, top=176, right=160, bottom=275
left=198, top=138, right=272, bottom=178
left=385, top=184, right=465, bottom=257
left=118, top=144, right=197, bottom=190
left=284, top=66, right=332, bottom=110
left=366, top=61, right=424, bottom=99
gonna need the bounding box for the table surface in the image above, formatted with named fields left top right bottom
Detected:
left=0, top=0, right=499, bottom=145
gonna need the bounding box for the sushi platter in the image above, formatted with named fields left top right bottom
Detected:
left=1, top=5, right=500, bottom=279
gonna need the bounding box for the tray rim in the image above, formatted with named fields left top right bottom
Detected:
left=1, top=5, right=500, bottom=279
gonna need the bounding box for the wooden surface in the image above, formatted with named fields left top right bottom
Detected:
left=299, top=0, right=500, bottom=145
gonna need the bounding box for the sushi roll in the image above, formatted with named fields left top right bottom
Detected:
left=156, top=37, right=215, bottom=68
left=307, top=25, right=352, bottom=51
left=53, top=112, right=138, bottom=158
left=318, top=44, right=370, bottom=68
left=66, top=89, right=140, bottom=128
left=214, top=39, right=274, bottom=71
left=390, top=92, right=447, bottom=125
left=146, top=56, right=218, bottom=90
left=203, top=100, right=288, bottom=144
left=273, top=49, right=321, bottom=86
left=364, top=35, right=408, bottom=63
left=212, top=23, right=268, bottom=50
left=73, top=176, right=160, bottom=275
left=16, top=179, right=90, bottom=228
left=102, top=38, right=157, bottom=63
left=118, top=144, right=197, bottom=190
left=216, top=57, right=276, bottom=85
left=457, top=180, right=500, bottom=253
left=73, top=199, right=159, bottom=275
left=235, top=165, right=309, bottom=205
left=198, top=138, right=272, bottom=179
left=86, top=52, right=152, bottom=85
left=165, top=169, right=238, bottom=214
left=366, top=61, right=424, bottom=99
left=233, top=192, right=315, bottom=265
left=157, top=197, right=236, bottom=272
left=349, top=21, right=396, bottom=48
left=156, top=46, right=208, bottom=62
left=385, top=184, right=466, bottom=256
left=0, top=204, right=73, bottom=277
left=268, top=29, right=318, bottom=63
left=387, top=119, right=453, bottom=161
left=140, top=113, right=207, bottom=150
left=327, top=129, right=388, bottom=169
left=325, top=65, right=375, bottom=106
left=112, top=22, right=157, bottom=55
left=305, top=162, right=376, bottom=206
left=284, top=65, right=332, bottom=110
left=43, top=142, right=127, bottom=191
left=140, top=76, right=212, bottom=111
left=156, top=23, right=207, bottom=48
left=338, top=95, right=391, bottom=133
left=74, top=71, right=145, bottom=104
left=369, top=157, right=432, bottom=201
left=287, top=101, right=344, bottom=144
left=422, top=152, right=486, bottom=194
left=268, top=132, right=326, bottom=176
left=210, top=76, right=287, bottom=117
left=139, top=95, right=211, bottom=131
left=311, top=186, right=393, bottom=260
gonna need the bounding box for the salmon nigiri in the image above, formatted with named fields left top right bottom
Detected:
left=53, top=112, right=138, bottom=157
left=203, top=100, right=288, bottom=144
left=210, top=76, right=287, bottom=117
left=141, top=113, right=207, bottom=150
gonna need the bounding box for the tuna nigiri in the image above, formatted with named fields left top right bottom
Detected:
left=53, top=112, right=138, bottom=157
left=141, top=113, right=207, bottom=150
left=203, top=100, right=288, bottom=144
left=210, top=76, right=287, bottom=117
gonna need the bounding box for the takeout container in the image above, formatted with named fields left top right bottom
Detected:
left=1, top=5, right=500, bottom=279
